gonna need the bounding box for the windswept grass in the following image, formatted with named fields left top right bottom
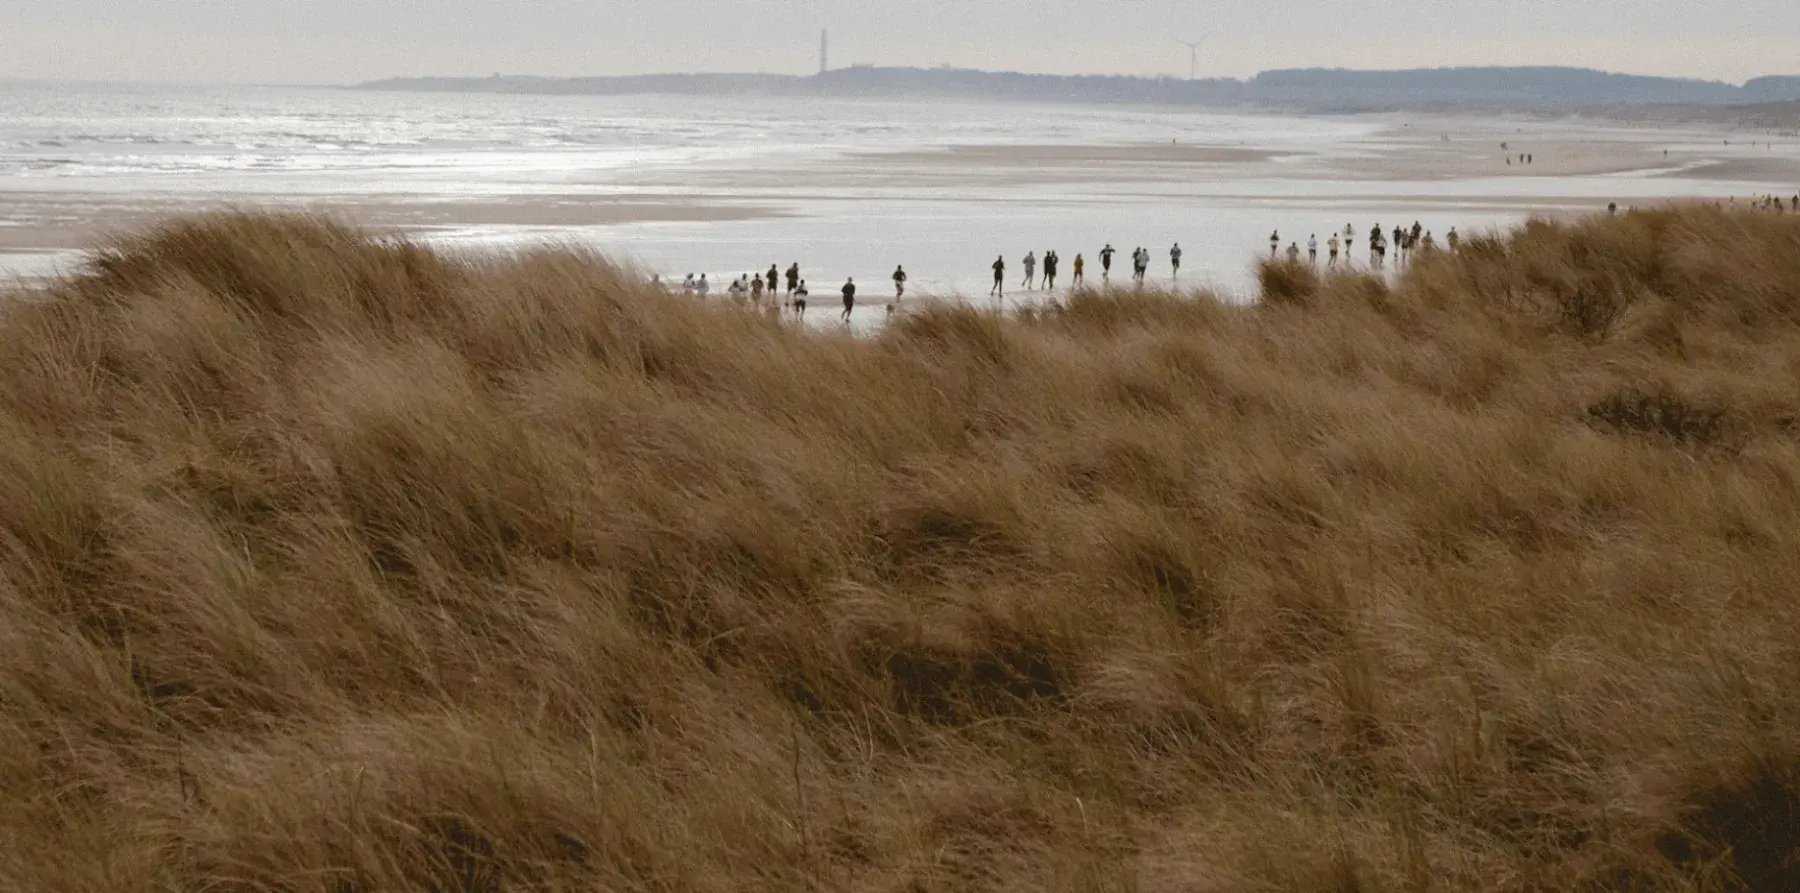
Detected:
left=3, top=208, right=1800, bottom=891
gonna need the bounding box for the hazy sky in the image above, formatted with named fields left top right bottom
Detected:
left=4, top=0, right=1796, bottom=84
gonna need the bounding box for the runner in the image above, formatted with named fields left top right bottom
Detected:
left=751, top=273, right=765, bottom=303
left=890, top=266, right=907, bottom=316
left=793, top=280, right=809, bottom=318
left=1446, top=227, right=1460, bottom=251
left=1134, top=247, right=1149, bottom=282
left=1285, top=242, right=1301, bottom=263
left=1021, top=251, right=1037, bottom=289
left=728, top=276, right=746, bottom=301
left=785, top=263, right=800, bottom=296
left=1269, top=231, right=1280, bottom=258
left=767, top=265, right=779, bottom=297
left=1372, top=231, right=1386, bottom=268
left=682, top=273, right=696, bottom=295
left=1344, top=223, right=1356, bottom=259
left=1170, top=242, right=1183, bottom=277
left=1307, top=234, right=1318, bottom=264
left=1043, top=251, right=1058, bottom=290
left=841, top=278, right=856, bottom=322
left=696, top=274, right=710, bottom=299
left=1100, top=244, right=1116, bottom=278
left=1327, top=233, right=1340, bottom=265
left=1393, top=225, right=1406, bottom=264
left=991, top=255, right=1006, bottom=297
left=1072, top=253, right=1086, bottom=286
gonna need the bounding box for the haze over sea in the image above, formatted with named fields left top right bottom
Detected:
left=4, top=81, right=1797, bottom=319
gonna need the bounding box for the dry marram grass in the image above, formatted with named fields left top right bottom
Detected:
left=3, top=209, right=1800, bottom=891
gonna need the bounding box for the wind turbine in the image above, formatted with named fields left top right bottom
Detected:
left=1175, top=37, right=1207, bottom=80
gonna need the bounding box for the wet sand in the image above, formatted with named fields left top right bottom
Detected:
left=0, top=193, right=787, bottom=253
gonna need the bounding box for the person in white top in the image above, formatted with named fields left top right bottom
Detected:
left=1327, top=233, right=1340, bottom=265
left=1022, top=251, right=1037, bottom=289
left=696, top=274, right=710, bottom=298
left=1307, top=235, right=1318, bottom=264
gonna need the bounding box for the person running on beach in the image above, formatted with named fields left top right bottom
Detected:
left=1072, top=253, right=1086, bottom=286
left=991, top=255, right=1006, bottom=297
left=841, top=278, right=856, bottom=322
left=1344, top=224, right=1356, bottom=258
left=1393, top=225, right=1406, bottom=263
left=1269, top=231, right=1280, bottom=258
left=793, top=280, right=809, bottom=317
left=1021, top=251, right=1037, bottom=289
left=1372, top=231, right=1386, bottom=268
left=1327, top=233, right=1340, bottom=265
left=728, top=276, right=746, bottom=301
left=751, top=273, right=765, bottom=303
left=892, top=264, right=907, bottom=296
left=1307, top=234, right=1318, bottom=264
left=1100, top=244, right=1116, bottom=278
left=1410, top=221, right=1423, bottom=245
left=696, top=274, right=710, bottom=298
left=1044, top=251, right=1058, bottom=290
left=1446, top=227, right=1459, bottom=251
left=682, top=273, right=696, bottom=295
left=767, top=265, right=779, bottom=296
left=786, top=263, right=800, bottom=296
left=1285, top=242, right=1301, bottom=263
left=1134, top=247, right=1149, bottom=282
left=1170, top=242, right=1183, bottom=277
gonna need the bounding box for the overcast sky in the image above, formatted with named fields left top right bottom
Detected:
left=3, top=0, right=1796, bottom=85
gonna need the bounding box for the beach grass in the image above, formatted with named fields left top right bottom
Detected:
left=3, top=207, right=1800, bottom=890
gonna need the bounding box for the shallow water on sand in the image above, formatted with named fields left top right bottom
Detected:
left=4, top=82, right=1796, bottom=300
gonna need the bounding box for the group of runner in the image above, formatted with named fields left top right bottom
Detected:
left=986, top=242, right=1194, bottom=296
left=668, top=262, right=910, bottom=323
left=1267, top=221, right=1456, bottom=269
left=669, top=222, right=1477, bottom=317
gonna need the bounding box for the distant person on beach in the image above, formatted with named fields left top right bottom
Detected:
left=683, top=273, right=696, bottom=295
left=1344, top=224, right=1355, bottom=259
left=697, top=274, right=710, bottom=298
left=1022, top=251, right=1037, bottom=289
left=892, top=265, right=907, bottom=299
left=728, top=276, right=746, bottom=301
left=1072, top=253, right=1086, bottom=286
left=1170, top=243, right=1183, bottom=277
left=1327, top=233, right=1340, bottom=265
left=1446, top=227, right=1460, bottom=251
left=751, top=274, right=765, bottom=303
left=1285, top=242, right=1301, bottom=263
left=793, top=280, right=809, bottom=317
left=786, top=263, right=800, bottom=296
left=1269, top=231, right=1280, bottom=258
left=1422, top=231, right=1437, bottom=252
left=1394, top=225, right=1406, bottom=264
left=841, top=278, right=856, bottom=322
left=1608, top=202, right=1618, bottom=215
left=1134, top=247, right=1149, bottom=282
left=1307, top=234, right=1318, bottom=264
left=1372, top=232, right=1385, bottom=268
left=766, top=265, right=779, bottom=296
left=1411, top=221, right=1423, bottom=245
left=992, top=256, right=1006, bottom=297
left=1044, top=251, right=1058, bottom=289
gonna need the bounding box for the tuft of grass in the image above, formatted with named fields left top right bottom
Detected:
left=3, top=207, right=1800, bottom=890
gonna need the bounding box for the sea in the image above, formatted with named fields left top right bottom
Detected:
left=2, top=81, right=1791, bottom=313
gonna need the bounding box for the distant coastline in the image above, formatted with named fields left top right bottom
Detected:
left=355, top=65, right=1800, bottom=122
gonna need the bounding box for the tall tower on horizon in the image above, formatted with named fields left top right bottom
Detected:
left=820, top=30, right=829, bottom=75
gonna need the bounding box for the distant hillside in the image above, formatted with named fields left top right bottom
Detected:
left=357, top=65, right=1800, bottom=112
